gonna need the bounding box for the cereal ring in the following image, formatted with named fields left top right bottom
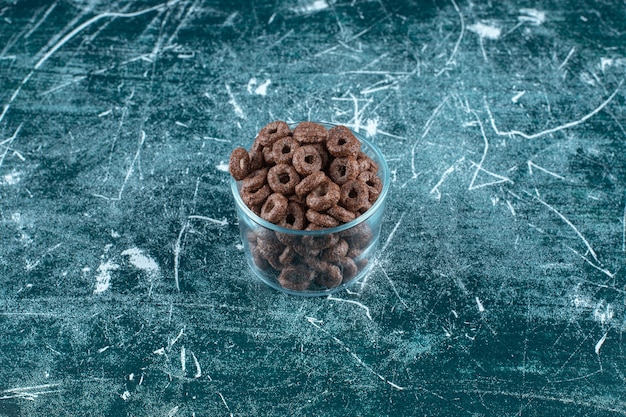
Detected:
left=306, top=179, right=340, bottom=211
left=292, top=145, right=322, bottom=176
left=260, top=193, right=288, bottom=223
left=251, top=245, right=272, bottom=271
left=357, top=171, right=383, bottom=203
left=295, top=171, right=327, bottom=197
left=327, top=205, right=356, bottom=223
left=242, top=168, right=267, bottom=192
left=248, top=141, right=265, bottom=171
left=278, top=265, right=314, bottom=291
left=329, top=156, right=359, bottom=185
left=311, top=143, right=330, bottom=170
left=314, top=262, right=343, bottom=288
left=256, top=121, right=291, bottom=146
left=277, top=202, right=306, bottom=230
left=267, top=164, right=301, bottom=195
left=278, top=245, right=296, bottom=267
left=303, top=231, right=339, bottom=251
left=262, top=144, right=276, bottom=165
left=292, top=121, right=328, bottom=144
left=272, top=136, right=300, bottom=165
left=356, top=152, right=378, bottom=173
left=322, top=239, right=349, bottom=262
left=339, top=179, right=369, bottom=211
left=229, top=147, right=250, bottom=180
left=339, top=256, right=358, bottom=281
left=241, top=184, right=271, bottom=207
left=288, top=193, right=306, bottom=205
left=327, top=125, right=360, bottom=157
left=306, top=209, right=340, bottom=228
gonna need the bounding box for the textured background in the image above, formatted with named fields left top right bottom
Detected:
left=1, top=0, right=625, bottom=415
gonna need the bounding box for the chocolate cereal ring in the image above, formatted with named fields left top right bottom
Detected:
left=327, top=204, right=356, bottom=223
left=311, top=143, right=330, bottom=170
left=292, top=145, right=322, bottom=176
left=248, top=141, right=265, bottom=171
left=242, top=184, right=271, bottom=207
left=242, top=168, right=267, bottom=191
left=292, top=121, right=328, bottom=144
left=261, top=193, right=288, bottom=223
left=277, top=202, right=306, bottom=230
left=267, top=164, right=300, bottom=195
left=357, top=171, right=383, bottom=203
left=329, top=156, right=359, bottom=185
left=272, top=136, right=300, bottom=165
left=339, top=179, right=369, bottom=211
left=327, top=125, right=360, bottom=157
left=306, top=209, right=340, bottom=228
left=356, top=152, right=378, bottom=173
left=229, top=147, right=250, bottom=180
left=295, top=171, right=327, bottom=197
left=339, top=256, right=358, bottom=281
left=278, top=265, right=314, bottom=291
left=262, top=144, right=276, bottom=165
left=314, top=262, right=343, bottom=288
left=306, top=179, right=340, bottom=212
left=256, top=121, right=291, bottom=146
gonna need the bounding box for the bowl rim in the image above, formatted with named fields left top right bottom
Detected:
left=229, top=121, right=390, bottom=236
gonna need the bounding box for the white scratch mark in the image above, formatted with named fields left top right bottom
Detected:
left=218, top=392, right=234, bottom=417
left=568, top=246, right=614, bottom=279
left=203, top=136, right=230, bottom=143
left=173, top=221, right=189, bottom=291
left=527, top=160, right=566, bottom=180
left=476, top=296, right=485, bottom=312
left=180, top=346, right=186, bottom=374
left=436, top=0, right=464, bottom=76
left=511, top=91, right=526, bottom=103
left=377, top=261, right=409, bottom=309
left=468, top=113, right=513, bottom=190
left=169, top=327, right=185, bottom=349
left=216, top=162, right=229, bottom=172
left=190, top=350, right=202, bottom=378
left=225, top=84, right=245, bottom=119
left=306, top=317, right=407, bottom=390
left=430, top=165, right=456, bottom=200
left=518, top=8, right=546, bottom=25
left=247, top=78, right=271, bottom=96
left=121, top=247, right=159, bottom=278
left=291, top=0, right=329, bottom=14
left=558, top=47, right=576, bottom=71
left=34, top=4, right=170, bottom=70
left=506, top=200, right=516, bottom=216
left=327, top=295, right=372, bottom=320
left=381, top=212, right=406, bottom=255
left=536, top=196, right=599, bottom=263
left=411, top=98, right=448, bottom=179
left=622, top=199, right=626, bottom=252
left=485, top=82, right=623, bottom=139
left=167, top=406, right=179, bottom=417
left=0, top=123, right=23, bottom=171
left=93, top=260, right=119, bottom=294
left=0, top=384, right=62, bottom=401
left=468, top=22, right=501, bottom=40
left=595, top=331, right=608, bottom=355
left=188, top=215, right=229, bottom=226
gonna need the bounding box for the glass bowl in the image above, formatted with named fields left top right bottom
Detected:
left=230, top=122, right=390, bottom=296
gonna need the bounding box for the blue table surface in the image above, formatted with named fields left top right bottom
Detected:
left=1, top=1, right=625, bottom=416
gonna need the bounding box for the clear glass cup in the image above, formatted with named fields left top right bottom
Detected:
left=230, top=123, right=390, bottom=296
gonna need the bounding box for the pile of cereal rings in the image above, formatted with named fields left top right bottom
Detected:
left=229, top=121, right=383, bottom=291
